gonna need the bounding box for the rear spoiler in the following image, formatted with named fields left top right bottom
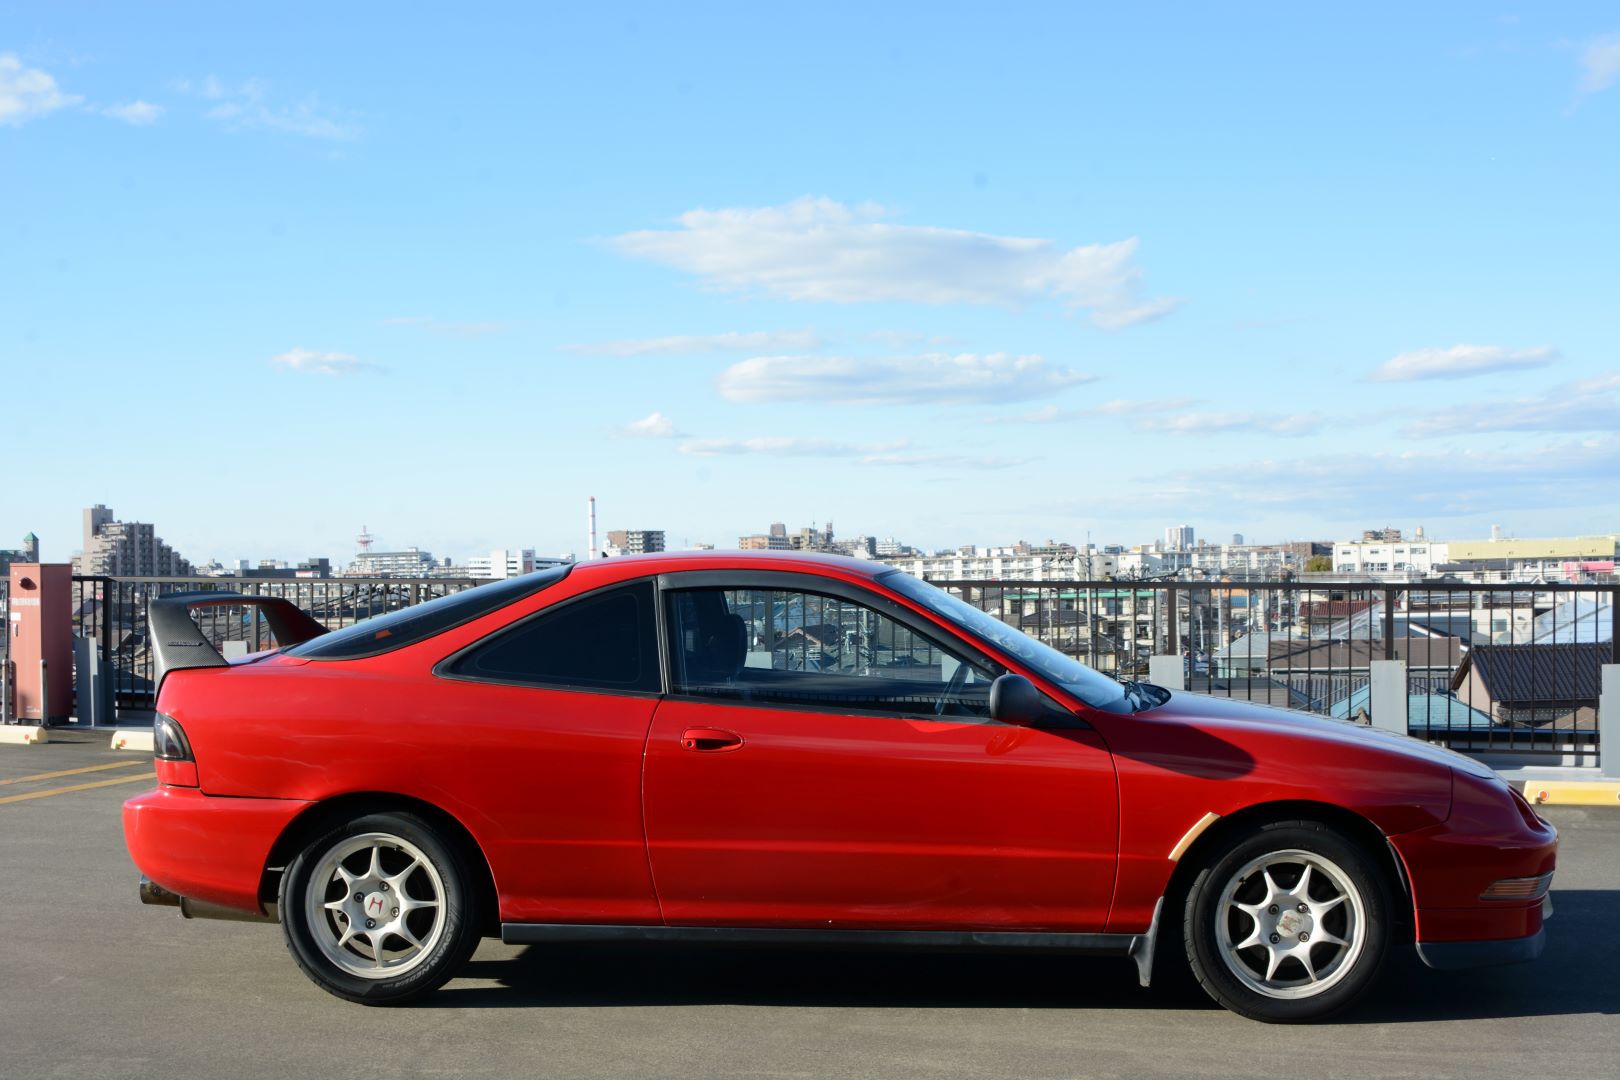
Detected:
left=149, top=592, right=329, bottom=693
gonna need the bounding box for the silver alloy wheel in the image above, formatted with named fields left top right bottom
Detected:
left=1214, top=848, right=1365, bottom=1000
left=304, top=831, right=447, bottom=980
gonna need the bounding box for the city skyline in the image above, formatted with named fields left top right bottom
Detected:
left=4, top=5, right=1618, bottom=562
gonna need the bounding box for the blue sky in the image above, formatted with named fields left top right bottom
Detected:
left=3, top=3, right=1618, bottom=565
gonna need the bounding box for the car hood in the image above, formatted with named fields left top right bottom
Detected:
left=1137, top=689, right=1497, bottom=779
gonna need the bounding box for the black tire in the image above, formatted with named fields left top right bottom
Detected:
left=279, top=811, right=482, bottom=1005
left=1183, top=820, right=1391, bottom=1022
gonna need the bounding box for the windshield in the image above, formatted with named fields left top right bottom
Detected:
left=879, top=570, right=1133, bottom=713
left=285, top=566, right=570, bottom=660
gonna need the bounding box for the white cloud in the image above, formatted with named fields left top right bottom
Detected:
left=622, top=411, right=683, bottom=438
left=677, top=436, right=1021, bottom=470
left=717, top=352, right=1098, bottom=406
left=184, top=76, right=354, bottom=140
left=857, top=451, right=1031, bottom=470
left=679, top=436, right=908, bottom=458
left=564, top=329, right=824, bottom=356
left=0, top=54, right=81, bottom=126
left=270, top=348, right=384, bottom=376
left=1368, top=344, right=1557, bottom=382
left=981, top=397, right=1199, bottom=424
left=612, top=197, right=1181, bottom=329
left=1403, top=373, right=1620, bottom=437
left=103, top=100, right=163, bottom=125
left=1135, top=410, right=1323, bottom=437
left=1137, top=438, right=1620, bottom=520
left=1578, top=33, right=1620, bottom=95
left=385, top=317, right=510, bottom=337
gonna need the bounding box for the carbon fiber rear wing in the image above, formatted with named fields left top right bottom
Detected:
left=149, top=592, right=329, bottom=692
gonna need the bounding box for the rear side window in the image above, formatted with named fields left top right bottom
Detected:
left=285, top=567, right=570, bottom=660
left=445, top=581, right=660, bottom=693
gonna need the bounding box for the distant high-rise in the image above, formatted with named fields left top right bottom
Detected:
left=1164, top=525, right=1195, bottom=551
left=605, top=529, right=664, bottom=556
left=74, top=504, right=192, bottom=576
left=1232, top=533, right=1244, bottom=546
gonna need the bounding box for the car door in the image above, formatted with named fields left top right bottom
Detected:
left=642, top=574, right=1119, bottom=932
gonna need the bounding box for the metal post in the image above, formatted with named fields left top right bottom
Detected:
left=1601, top=666, right=1619, bottom=781
left=39, top=658, right=49, bottom=726
left=1383, top=587, right=1397, bottom=661
left=1166, top=585, right=1179, bottom=656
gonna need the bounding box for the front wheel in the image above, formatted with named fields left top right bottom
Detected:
left=1184, top=820, right=1391, bottom=1022
left=280, top=811, right=482, bottom=1004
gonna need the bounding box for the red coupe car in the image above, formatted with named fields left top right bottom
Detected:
left=123, top=552, right=1556, bottom=1021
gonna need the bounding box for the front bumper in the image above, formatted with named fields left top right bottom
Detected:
left=1415, top=894, right=1552, bottom=970
left=123, top=786, right=310, bottom=915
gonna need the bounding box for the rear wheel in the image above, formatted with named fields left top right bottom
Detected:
left=280, top=811, right=481, bottom=1004
left=1184, top=820, right=1390, bottom=1022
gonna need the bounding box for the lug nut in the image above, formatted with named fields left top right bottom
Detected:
left=1267, top=904, right=1279, bottom=914
left=1297, top=903, right=1308, bottom=913
left=1299, top=932, right=1310, bottom=942
left=365, top=918, right=376, bottom=929
left=1269, top=933, right=1281, bottom=944
left=380, top=882, right=389, bottom=892
left=391, top=908, right=399, bottom=918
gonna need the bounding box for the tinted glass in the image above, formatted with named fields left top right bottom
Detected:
left=285, top=566, right=570, bottom=660
left=450, top=581, right=660, bottom=692
left=878, top=570, right=1132, bottom=713
left=668, top=586, right=996, bottom=718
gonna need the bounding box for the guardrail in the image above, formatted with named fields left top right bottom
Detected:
left=5, top=572, right=1615, bottom=763
left=931, top=578, right=1617, bottom=765
left=66, top=575, right=482, bottom=706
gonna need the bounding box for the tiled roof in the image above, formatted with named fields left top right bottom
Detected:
left=1452, top=642, right=1610, bottom=704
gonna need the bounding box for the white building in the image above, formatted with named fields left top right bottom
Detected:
left=1332, top=539, right=1448, bottom=576
left=464, top=548, right=573, bottom=579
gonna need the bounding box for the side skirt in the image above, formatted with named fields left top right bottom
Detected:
left=501, top=922, right=1146, bottom=962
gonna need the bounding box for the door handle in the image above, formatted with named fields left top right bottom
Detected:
left=680, top=727, right=744, bottom=752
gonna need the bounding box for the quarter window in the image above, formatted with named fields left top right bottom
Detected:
left=667, top=587, right=997, bottom=718
left=448, top=581, right=660, bottom=692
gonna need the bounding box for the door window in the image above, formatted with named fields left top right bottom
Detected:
left=667, top=587, right=997, bottom=718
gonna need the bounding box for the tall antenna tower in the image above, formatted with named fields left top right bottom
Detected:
left=587, top=497, right=598, bottom=560
left=356, top=525, right=374, bottom=554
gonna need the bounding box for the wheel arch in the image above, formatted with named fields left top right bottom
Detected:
left=1163, top=800, right=1413, bottom=930
left=259, top=792, right=501, bottom=937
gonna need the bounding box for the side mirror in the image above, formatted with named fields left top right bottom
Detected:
left=989, top=673, right=1046, bottom=726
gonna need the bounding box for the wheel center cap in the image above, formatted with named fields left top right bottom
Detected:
left=1276, top=910, right=1312, bottom=937
left=361, top=891, right=389, bottom=919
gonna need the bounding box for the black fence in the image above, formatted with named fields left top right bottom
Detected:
left=930, top=579, right=1616, bottom=764
left=66, top=575, right=482, bottom=706
left=4, top=573, right=1615, bottom=763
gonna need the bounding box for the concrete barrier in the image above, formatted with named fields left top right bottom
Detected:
left=110, top=729, right=155, bottom=752
left=0, top=726, right=49, bottom=746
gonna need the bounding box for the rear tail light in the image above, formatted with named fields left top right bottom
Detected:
left=1480, top=872, right=1554, bottom=901
left=153, top=714, right=199, bottom=788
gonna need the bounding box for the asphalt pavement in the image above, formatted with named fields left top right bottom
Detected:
left=1, top=734, right=1616, bottom=1080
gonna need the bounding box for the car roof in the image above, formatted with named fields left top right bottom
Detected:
left=565, top=549, right=892, bottom=582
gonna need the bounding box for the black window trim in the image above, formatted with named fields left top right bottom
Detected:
left=289, top=565, right=573, bottom=662
left=432, top=577, right=666, bottom=698
left=653, top=569, right=1086, bottom=728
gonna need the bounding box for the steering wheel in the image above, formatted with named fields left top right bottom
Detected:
left=935, top=662, right=971, bottom=716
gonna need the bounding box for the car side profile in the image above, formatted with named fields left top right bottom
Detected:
left=123, top=552, right=1557, bottom=1022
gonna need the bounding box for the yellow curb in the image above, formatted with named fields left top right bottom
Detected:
left=110, top=729, right=155, bottom=752
left=0, top=726, right=49, bottom=746
left=1521, top=780, right=1620, bottom=806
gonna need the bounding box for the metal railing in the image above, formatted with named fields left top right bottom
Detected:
left=67, top=575, right=482, bottom=706
left=4, top=573, right=1614, bottom=762
left=932, top=579, right=1618, bottom=764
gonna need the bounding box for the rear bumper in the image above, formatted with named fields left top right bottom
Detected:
left=123, top=786, right=310, bottom=915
